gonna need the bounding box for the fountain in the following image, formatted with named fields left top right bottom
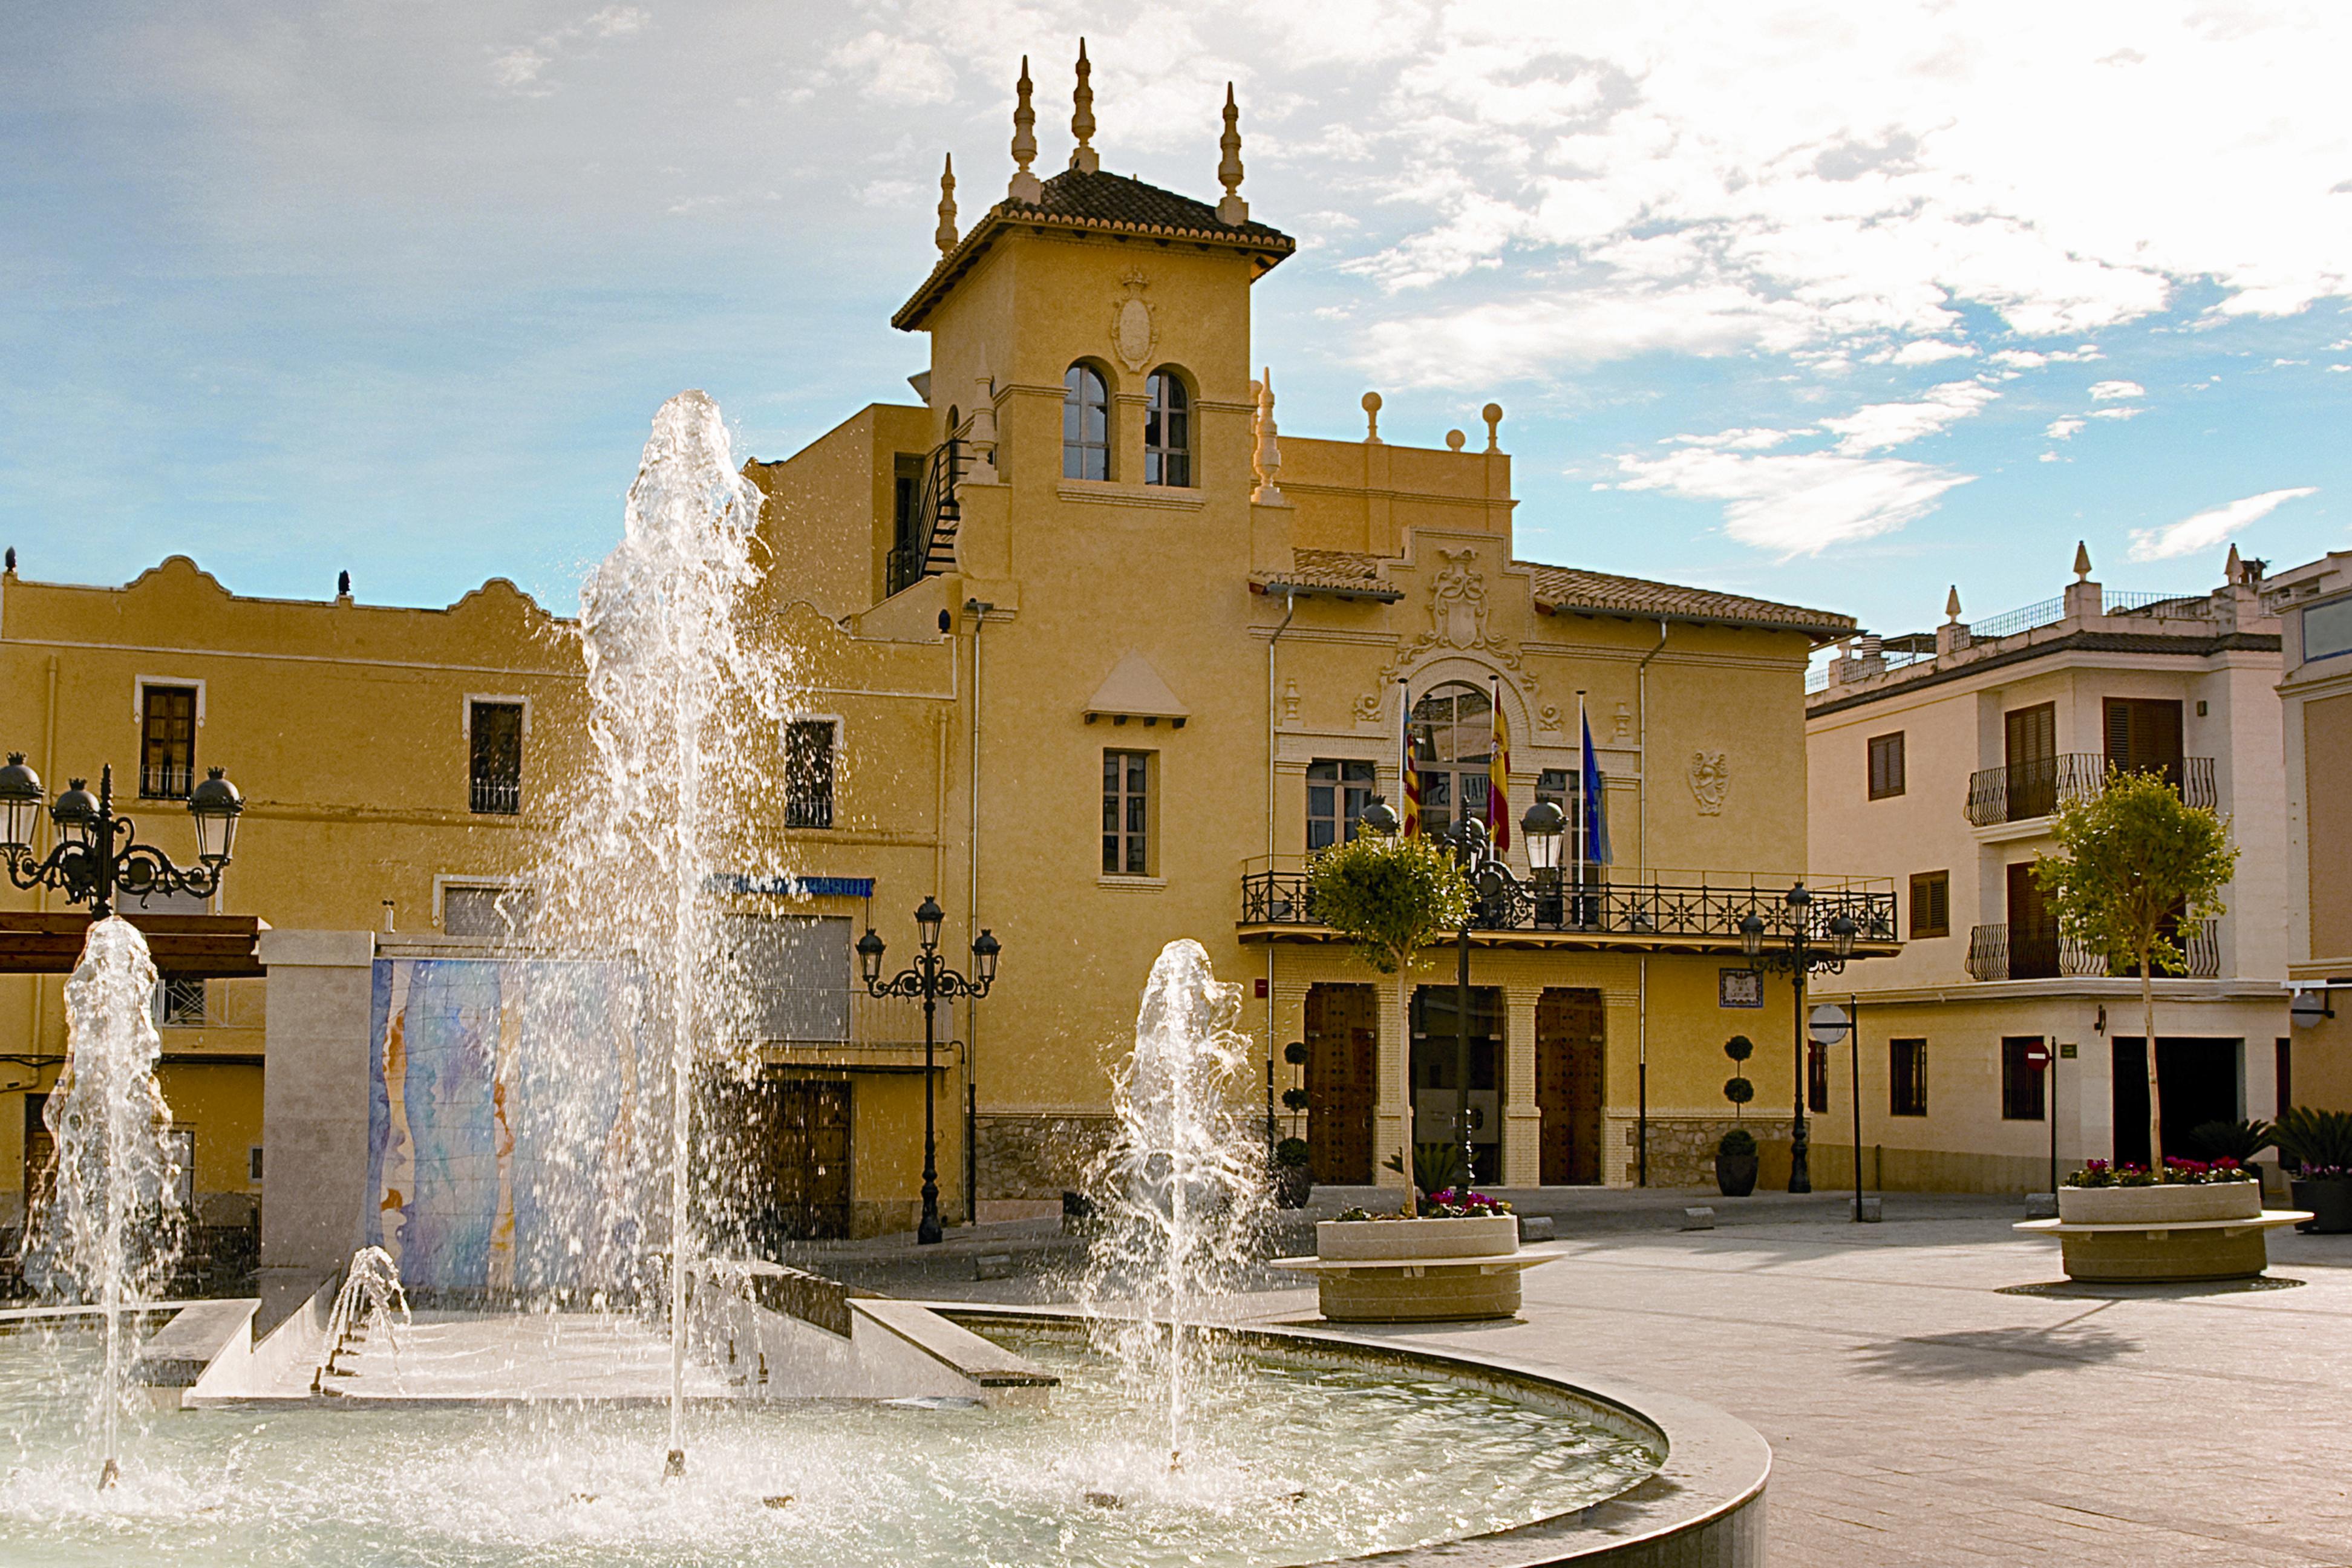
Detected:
left=314, top=1246, right=409, bottom=1388
left=19, top=915, right=185, bottom=1490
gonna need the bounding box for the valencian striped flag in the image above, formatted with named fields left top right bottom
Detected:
left=1488, top=676, right=1511, bottom=851
left=1399, top=678, right=1421, bottom=837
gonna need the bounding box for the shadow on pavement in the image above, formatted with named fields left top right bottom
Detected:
left=1849, top=1310, right=2140, bottom=1381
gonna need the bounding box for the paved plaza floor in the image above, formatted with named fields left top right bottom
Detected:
left=833, top=1191, right=2352, bottom=1566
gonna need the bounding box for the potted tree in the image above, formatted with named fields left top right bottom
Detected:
left=1275, top=817, right=1558, bottom=1319
left=2273, top=1107, right=2352, bottom=1234
left=1718, top=1036, right=1759, bottom=1197
left=1272, top=1137, right=1314, bottom=1208
left=2034, top=768, right=2237, bottom=1166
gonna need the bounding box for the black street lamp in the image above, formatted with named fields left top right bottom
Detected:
left=1408, top=802, right=1566, bottom=1192
left=858, top=896, right=999, bottom=1244
left=1, top=756, right=244, bottom=919
left=1738, top=883, right=1856, bottom=1194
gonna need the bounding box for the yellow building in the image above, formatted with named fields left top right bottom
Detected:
left=3, top=51, right=1885, bottom=1248
left=2267, top=550, right=2352, bottom=1110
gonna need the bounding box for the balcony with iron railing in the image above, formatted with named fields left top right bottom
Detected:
left=470, top=775, right=522, bottom=815
left=1240, top=859, right=1899, bottom=952
left=1965, top=755, right=2215, bottom=827
left=1965, top=920, right=2220, bottom=981
left=140, top=762, right=195, bottom=800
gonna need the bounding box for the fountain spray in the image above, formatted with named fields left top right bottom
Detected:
left=1082, top=940, right=1269, bottom=1476
left=523, top=391, right=795, bottom=1481
left=23, top=917, right=186, bottom=1491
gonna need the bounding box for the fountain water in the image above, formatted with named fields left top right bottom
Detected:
left=514, top=389, right=799, bottom=1479
left=21, top=916, right=185, bottom=1490
left=315, top=1246, right=410, bottom=1388
left=1080, top=939, right=1270, bottom=1475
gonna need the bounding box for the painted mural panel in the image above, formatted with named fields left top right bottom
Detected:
left=367, top=958, right=644, bottom=1292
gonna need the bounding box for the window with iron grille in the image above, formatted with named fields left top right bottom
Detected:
left=786, top=720, right=835, bottom=829
left=1307, top=759, right=1376, bottom=851
left=1808, top=1040, right=1829, bottom=1114
left=1890, top=1037, right=1928, bottom=1116
left=1867, top=731, right=1906, bottom=800
left=468, top=701, right=523, bottom=815
left=1145, top=370, right=1191, bottom=486
left=443, top=884, right=537, bottom=940
left=1103, top=750, right=1151, bottom=876
left=2001, top=1036, right=2047, bottom=1120
left=141, top=685, right=197, bottom=799
left=1063, top=364, right=1111, bottom=480
left=1909, top=871, right=1950, bottom=938
left=160, top=978, right=206, bottom=1025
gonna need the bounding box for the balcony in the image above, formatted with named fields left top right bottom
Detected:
left=140, top=762, right=194, bottom=800
left=1241, top=860, right=1899, bottom=953
left=469, top=776, right=522, bottom=815
left=1966, top=920, right=2219, bottom=981
left=1965, top=755, right=2215, bottom=827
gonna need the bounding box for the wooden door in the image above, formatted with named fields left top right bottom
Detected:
left=1304, top=984, right=1377, bottom=1184
left=2006, top=863, right=2057, bottom=979
left=2106, top=698, right=2184, bottom=786
left=1537, top=988, right=1605, bottom=1186
left=2004, top=703, right=2057, bottom=819
left=753, top=1079, right=852, bottom=1242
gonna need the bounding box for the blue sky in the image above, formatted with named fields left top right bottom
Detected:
left=4, top=2, right=2348, bottom=641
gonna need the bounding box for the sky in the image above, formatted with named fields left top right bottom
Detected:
left=4, top=1, right=2349, bottom=640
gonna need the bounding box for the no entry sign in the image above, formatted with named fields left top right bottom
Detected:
left=2020, top=1039, right=2051, bottom=1073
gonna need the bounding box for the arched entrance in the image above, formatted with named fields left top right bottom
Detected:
left=1409, top=682, right=1492, bottom=837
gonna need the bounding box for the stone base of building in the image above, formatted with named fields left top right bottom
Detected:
left=1621, top=1117, right=1798, bottom=1190
left=975, top=1114, right=1120, bottom=1202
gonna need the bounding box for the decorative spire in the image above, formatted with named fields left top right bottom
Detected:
left=1009, top=56, right=1042, bottom=203
left=1252, top=368, right=1284, bottom=504
left=1217, top=82, right=1247, bottom=224
left=1069, top=39, right=1099, bottom=173
left=935, top=153, right=959, bottom=255
left=2073, top=540, right=2093, bottom=581
left=2226, top=541, right=2245, bottom=583
left=1945, top=585, right=1962, bottom=622
left=1482, top=402, right=1504, bottom=452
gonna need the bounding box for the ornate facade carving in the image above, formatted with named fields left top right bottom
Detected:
left=1688, top=750, right=1730, bottom=815
left=1111, top=267, right=1155, bottom=372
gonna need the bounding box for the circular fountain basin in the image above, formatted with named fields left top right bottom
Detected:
left=0, top=1308, right=1765, bottom=1567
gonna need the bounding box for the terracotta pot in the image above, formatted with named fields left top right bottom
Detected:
left=2289, top=1177, right=2352, bottom=1234
left=1315, top=1214, right=1519, bottom=1261
left=1715, top=1153, right=1758, bottom=1198
left=2056, top=1180, right=2259, bottom=1226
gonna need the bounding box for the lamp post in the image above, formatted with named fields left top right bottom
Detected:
left=1738, top=884, right=1856, bottom=1195
left=1, top=756, right=244, bottom=918
left=1427, top=802, right=1567, bottom=1191
left=858, top=896, right=999, bottom=1244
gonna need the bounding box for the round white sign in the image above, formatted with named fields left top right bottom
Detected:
left=1808, top=1002, right=1852, bottom=1046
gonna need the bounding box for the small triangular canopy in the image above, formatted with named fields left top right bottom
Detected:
left=1086, top=651, right=1188, bottom=720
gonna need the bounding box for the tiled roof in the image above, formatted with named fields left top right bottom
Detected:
left=1521, top=562, right=1854, bottom=641
left=895, top=170, right=1295, bottom=331
left=1808, top=629, right=2282, bottom=716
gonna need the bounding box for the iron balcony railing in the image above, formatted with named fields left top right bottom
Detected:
left=1241, top=860, right=1898, bottom=946
left=1967, top=920, right=2219, bottom=981
left=1965, top=754, right=2215, bottom=826
left=140, top=762, right=194, bottom=800
left=470, top=776, right=522, bottom=815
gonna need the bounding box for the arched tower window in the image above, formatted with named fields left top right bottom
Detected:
left=1063, top=364, right=1110, bottom=480
left=1145, top=369, right=1191, bottom=486
left=1410, top=682, right=1493, bottom=835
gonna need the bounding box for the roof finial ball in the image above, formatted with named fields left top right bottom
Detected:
left=1217, top=82, right=1247, bottom=224
left=1361, top=391, right=1383, bottom=445
left=1070, top=39, right=1099, bottom=174
left=1483, top=402, right=1504, bottom=452
left=936, top=152, right=959, bottom=255
left=1008, top=56, right=1042, bottom=203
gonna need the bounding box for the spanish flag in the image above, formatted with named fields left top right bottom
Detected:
left=1488, top=676, right=1511, bottom=852
left=1400, top=678, right=1420, bottom=837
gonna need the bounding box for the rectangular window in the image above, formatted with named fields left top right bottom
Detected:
left=1102, top=750, right=1151, bottom=876
left=1306, top=759, right=1377, bottom=851
left=1890, top=1038, right=1928, bottom=1117
left=1867, top=732, right=1906, bottom=800
left=720, top=913, right=852, bottom=1042
left=2001, top=1037, right=2047, bottom=1120
left=141, top=685, right=198, bottom=800
left=889, top=452, right=926, bottom=595
left=160, top=978, right=206, bottom=1025
left=468, top=701, right=523, bottom=815
left=786, top=720, right=835, bottom=829
left=2278, top=1037, right=2293, bottom=1117
left=2105, top=697, right=2184, bottom=785
left=1909, top=872, right=1950, bottom=938
left=2004, top=702, right=2057, bottom=819
left=443, top=884, right=537, bottom=940
left=1808, top=1040, right=1829, bottom=1114
left=2305, top=597, right=2352, bottom=664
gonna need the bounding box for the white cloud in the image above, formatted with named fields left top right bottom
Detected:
left=1613, top=446, right=1975, bottom=557
left=828, top=33, right=958, bottom=106
left=1869, top=339, right=1978, bottom=365
left=490, top=6, right=649, bottom=95
left=1820, top=381, right=2000, bottom=456
left=2089, top=406, right=2143, bottom=420
left=1671, top=427, right=1801, bottom=451
left=2047, top=416, right=2086, bottom=440
left=2127, top=487, right=2319, bottom=561
left=2089, top=379, right=2146, bottom=400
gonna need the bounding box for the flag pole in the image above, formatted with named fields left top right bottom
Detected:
left=1574, top=688, right=1587, bottom=926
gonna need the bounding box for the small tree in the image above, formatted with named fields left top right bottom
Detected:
left=2034, top=769, right=2237, bottom=1165
left=1308, top=828, right=1471, bottom=1210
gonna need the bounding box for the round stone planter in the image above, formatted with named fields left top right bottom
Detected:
left=2056, top=1181, right=2260, bottom=1226
left=1285, top=1215, right=1549, bottom=1322
left=2027, top=1180, right=2295, bottom=1282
